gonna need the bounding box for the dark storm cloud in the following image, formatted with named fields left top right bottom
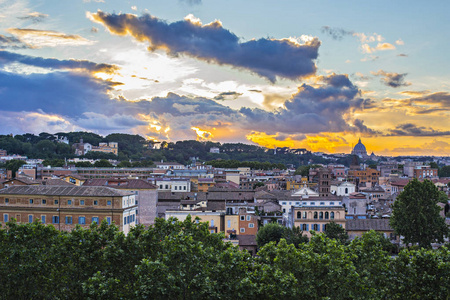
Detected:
left=89, top=11, right=320, bottom=82
left=239, top=74, right=370, bottom=134
left=214, top=91, right=242, bottom=101
left=0, top=50, right=119, bottom=74
left=372, top=70, right=411, bottom=88
left=17, top=12, right=49, bottom=23
left=386, top=123, right=450, bottom=136
left=353, top=119, right=379, bottom=135
left=321, top=26, right=354, bottom=40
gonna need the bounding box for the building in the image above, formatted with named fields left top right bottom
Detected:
left=346, top=219, right=397, bottom=242
left=152, top=177, right=191, bottom=192
left=413, top=165, right=438, bottom=179
left=209, top=147, right=220, bottom=154
left=72, top=139, right=93, bottom=156
left=331, top=181, right=356, bottom=196
left=154, top=162, right=185, bottom=170
left=292, top=205, right=346, bottom=237
left=90, top=142, right=118, bottom=156
left=0, top=185, right=137, bottom=234
left=82, top=178, right=158, bottom=226
left=347, top=168, right=380, bottom=189
left=351, top=138, right=368, bottom=158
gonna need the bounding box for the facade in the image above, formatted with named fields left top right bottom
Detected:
left=331, top=181, right=356, bottom=196
left=76, top=167, right=154, bottom=179
left=165, top=210, right=224, bottom=234
left=152, top=178, right=191, bottom=192
left=82, top=178, right=158, bottom=226
left=154, top=162, right=185, bottom=170
left=0, top=185, right=137, bottom=234
left=347, top=168, right=380, bottom=189
left=90, top=142, right=118, bottom=156
left=209, top=147, right=220, bottom=153
left=413, top=165, right=438, bottom=179
left=346, top=219, right=397, bottom=242
left=292, top=205, right=346, bottom=237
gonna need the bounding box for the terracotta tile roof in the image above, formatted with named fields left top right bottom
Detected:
left=0, top=185, right=133, bottom=197
left=42, top=179, right=73, bottom=186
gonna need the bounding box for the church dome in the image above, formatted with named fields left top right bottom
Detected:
left=353, top=139, right=366, bottom=152
left=352, top=138, right=368, bottom=157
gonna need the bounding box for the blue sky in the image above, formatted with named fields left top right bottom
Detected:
left=0, top=0, right=449, bottom=155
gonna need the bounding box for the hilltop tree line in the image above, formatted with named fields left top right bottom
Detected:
left=1, top=217, right=449, bottom=299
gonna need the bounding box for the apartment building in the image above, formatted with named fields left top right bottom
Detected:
left=0, top=185, right=137, bottom=234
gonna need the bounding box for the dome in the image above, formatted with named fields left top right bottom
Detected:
left=351, top=138, right=368, bottom=157
left=353, top=139, right=366, bottom=152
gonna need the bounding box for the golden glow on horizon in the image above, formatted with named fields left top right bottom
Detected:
left=191, top=127, right=213, bottom=140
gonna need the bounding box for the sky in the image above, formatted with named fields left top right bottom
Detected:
left=0, top=0, right=449, bottom=156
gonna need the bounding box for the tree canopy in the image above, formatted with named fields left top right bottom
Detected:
left=390, top=179, right=449, bottom=248
left=0, top=219, right=449, bottom=299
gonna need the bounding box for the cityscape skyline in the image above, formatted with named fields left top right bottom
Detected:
left=1, top=0, right=449, bottom=156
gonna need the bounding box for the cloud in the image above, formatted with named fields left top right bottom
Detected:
left=371, top=70, right=411, bottom=88
left=238, top=74, right=370, bottom=134
left=88, top=11, right=320, bottom=82
left=361, top=42, right=395, bottom=53
left=17, top=12, right=48, bottom=23
left=397, top=53, right=408, bottom=57
left=7, top=28, right=95, bottom=48
left=214, top=91, right=242, bottom=101
left=381, top=92, right=450, bottom=115
left=0, top=34, right=30, bottom=49
left=321, top=26, right=354, bottom=40
left=399, top=90, right=430, bottom=97
left=395, top=39, right=404, bottom=45
left=353, top=119, right=379, bottom=135
left=386, top=123, right=450, bottom=137
left=389, top=140, right=450, bottom=156
left=0, top=50, right=119, bottom=74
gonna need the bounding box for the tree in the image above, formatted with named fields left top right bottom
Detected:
left=93, top=159, right=113, bottom=168
left=324, top=222, right=349, bottom=244
left=390, top=179, right=449, bottom=248
left=256, top=223, right=308, bottom=248
left=5, top=159, right=26, bottom=176
left=438, top=165, right=450, bottom=177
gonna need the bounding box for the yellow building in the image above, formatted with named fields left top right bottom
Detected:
left=224, top=214, right=239, bottom=237
left=90, top=142, right=118, bottom=155
left=286, top=177, right=310, bottom=190
left=165, top=211, right=224, bottom=233
left=292, top=206, right=346, bottom=237
left=62, top=175, right=86, bottom=186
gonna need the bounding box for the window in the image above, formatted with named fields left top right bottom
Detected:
left=325, top=212, right=329, bottom=220
left=313, top=224, right=319, bottom=231
left=330, top=202, right=334, bottom=205
left=330, top=212, right=335, bottom=219
left=106, top=217, right=111, bottom=225
left=210, top=219, right=214, bottom=227
left=41, top=216, right=46, bottom=224
left=42, top=199, right=46, bottom=205
left=54, top=200, right=59, bottom=205
left=165, top=185, right=168, bottom=189
left=79, top=217, right=86, bottom=225
left=5, top=198, right=9, bottom=204
left=174, top=186, right=177, bottom=190
left=240, top=215, right=245, bottom=221
left=302, top=224, right=308, bottom=231
left=107, top=200, right=111, bottom=206
left=319, top=212, right=323, bottom=220
left=127, top=216, right=130, bottom=224
left=52, top=216, right=59, bottom=224
left=94, top=200, right=98, bottom=205
left=322, top=224, right=326, bottom=232
left=159, top=185, right=163, bottom=189
left=303, top=212, right=307, bottom=219
left=29, top=199, right=33, bottom=204
left=4, top=214, right=8, bottom=222
left=92, top=217, right=99, bottom=224
left=80, top=200, right=85, bottom=205
left=227, top=220, right=231, bottom=228
left=132, top=214, right=135, bottom=222
left=246, top=215, right=251, bottom=221
left=314, top=212, right=318, bottom=219
left=310, top=202, right=315, bottom=206
left=240, top=228, right=245, bottom=233
left=124, top=217, right=127, bottom=225
left=297, top=212, right=301, bottom=219
left=183, top=186, right=187, bottom=190
left=249, top=223, right=254, bottom=228
left=65, top=216, right=72, bottom=224
left=320, top=202, right=325, bottom=205
left=282, top=202, right=287, bottom=205
left=67, top=200, right=72, bottom=205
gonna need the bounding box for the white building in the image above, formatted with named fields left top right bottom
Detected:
left=331, top=181, right=356, bottom=196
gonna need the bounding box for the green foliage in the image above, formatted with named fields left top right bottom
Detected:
left=256, top=223, right=308, bottom=248
left=324, top=221, right=349, bottom=244
left=75, top=161, right=93, bottom=167
left=0, top=220, right=449, bottom=299
left=93, top=159, right=114, bottom=168
left=390, top=179, right=449, bottom=248
left=293, top=164, right=320, bottom=176
left=4, top=159, right=26, bottom=175
left=439, top=165, right=450, bottom=177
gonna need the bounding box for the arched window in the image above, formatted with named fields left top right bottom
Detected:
left=314, top=212, right=318, bottom=219
left=303, top=212, right=307, bottom=219
left=345, top=187, right=348, bottom=194
left=325, top=212, right=329, bottom=219
left=330, top=212, right=335, bottom=219
left=313, top=224, right=319, bottom=231
left=319, top=212, right=323, bottom=219
left=297, top=211, right=301, bottom=219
